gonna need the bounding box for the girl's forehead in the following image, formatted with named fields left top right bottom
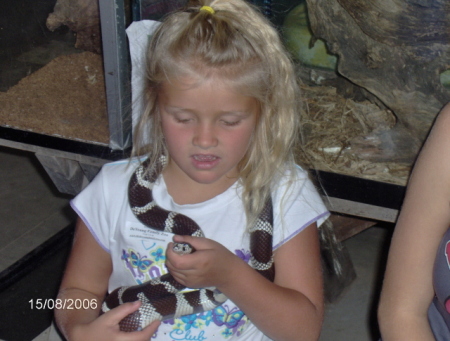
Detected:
left=158, top=77, right=260, bottom=114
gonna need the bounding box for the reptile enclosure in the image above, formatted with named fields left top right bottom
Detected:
left=1, top=0, right=448, bottom=302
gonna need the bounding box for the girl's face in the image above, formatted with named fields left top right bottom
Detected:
left=158, top=76, right=259, bottom=193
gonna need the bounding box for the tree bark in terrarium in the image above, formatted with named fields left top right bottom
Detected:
left=305, top=0, right=450, bottom=162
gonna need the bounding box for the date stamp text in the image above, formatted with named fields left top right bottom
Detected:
left=29, top=298, right=97, bottom=310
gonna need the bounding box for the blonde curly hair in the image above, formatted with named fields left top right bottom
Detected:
left=132, top=0, right=302, bottom=228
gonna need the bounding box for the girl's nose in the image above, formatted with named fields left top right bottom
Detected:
left=193, top=123, right=218, bottom=149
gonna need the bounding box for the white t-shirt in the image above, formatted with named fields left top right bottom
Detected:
left=71, top=158, right=329, bottom=340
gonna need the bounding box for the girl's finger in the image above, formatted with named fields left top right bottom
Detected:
left=104, top=300, right=141, bottom=325
left=104, top=301, right=161, bottom=339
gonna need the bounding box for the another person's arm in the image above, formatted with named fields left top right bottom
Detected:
left=378, top=103, right=450, bottom=340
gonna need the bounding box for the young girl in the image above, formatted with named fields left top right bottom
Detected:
left=54, top=0, right=329, bottom=340
left=378, top=103, right=450, bottom=340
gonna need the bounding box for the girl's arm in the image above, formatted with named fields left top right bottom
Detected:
left=378, top=103, right=450, bottom=340
left=167, top=222, right=323, bottom=341
left=55, top=218, right=160, bottom=341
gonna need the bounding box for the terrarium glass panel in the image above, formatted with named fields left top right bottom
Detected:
left=0, top=0, right=109, bottom=144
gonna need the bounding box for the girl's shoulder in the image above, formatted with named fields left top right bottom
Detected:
left=270, top=163, right=324, bottom=210
left=272, top=163, right=312, bottom=192
left=101, top=156, right=144, bottom=169
left=98, top=157, right=145, bottom=180
left=80, top=157, right=147, bottom=196
left=271, top=163, right=329, bottom=243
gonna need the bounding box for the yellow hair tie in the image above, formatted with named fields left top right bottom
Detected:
left=200, top=5, right=215, bottom=15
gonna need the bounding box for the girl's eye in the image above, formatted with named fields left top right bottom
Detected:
left=222, top=120, right=241, bottom=127
left=175, top=117, right=192, bottom=124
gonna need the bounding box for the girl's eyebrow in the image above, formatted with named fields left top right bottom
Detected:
left=164, top=106, right=194, bottom=113
left=165, top=105, right=251, bottom=116
left=220, top=111, right=251, bottom=117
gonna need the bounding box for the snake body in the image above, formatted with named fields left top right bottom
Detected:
left=101, top=158, right=275, bottom=331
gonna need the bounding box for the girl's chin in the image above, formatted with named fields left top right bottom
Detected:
left=188, top=173, right=223, bottom=185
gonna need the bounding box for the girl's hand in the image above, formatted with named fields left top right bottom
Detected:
left=166, top=235, right=240, bottom=289
left=70, top=301, right=160, bottom=341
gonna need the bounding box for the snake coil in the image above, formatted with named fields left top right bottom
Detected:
left=101, top=158, right=275, bottom=331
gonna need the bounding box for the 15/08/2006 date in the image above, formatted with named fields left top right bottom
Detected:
left=29, top=298, right=97, bottom=310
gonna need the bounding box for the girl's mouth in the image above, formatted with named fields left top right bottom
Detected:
left=193, top=154, right=218, bottom=162
left=191, top=154, right=220, bottom=169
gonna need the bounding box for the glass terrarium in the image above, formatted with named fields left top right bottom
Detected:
left=0, top=0, right=112, bottom=146
left=2, top=0, right=448, bottom=185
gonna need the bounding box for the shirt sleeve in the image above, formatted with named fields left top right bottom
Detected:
left=272, top=165, right=330, bottom=250
left=70, top=166, right=111, bottom=253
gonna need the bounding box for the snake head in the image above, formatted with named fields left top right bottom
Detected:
left=172, top=242, right=194, bottom=255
